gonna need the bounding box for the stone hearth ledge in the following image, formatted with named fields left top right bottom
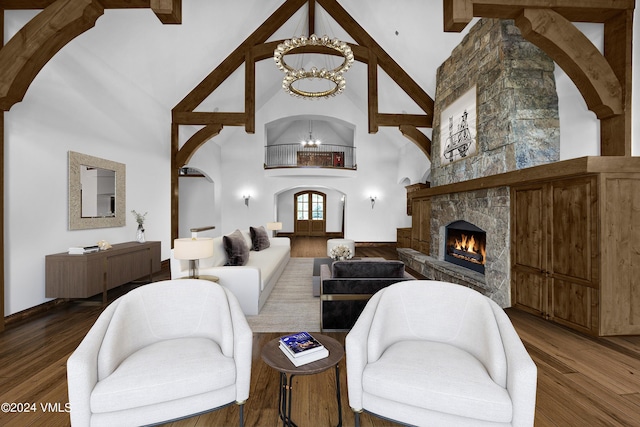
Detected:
left=398, top=247, right=490, bottom=299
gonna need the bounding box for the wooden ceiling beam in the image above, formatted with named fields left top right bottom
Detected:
left=377, top=113, right=431, bottom=128
left=400, top=125, right=432, bottom=160
left=253, top=40, right=369, bottom=64
left=0, top=0, right=183, bottom=111
left=0, top=0, right=105, bottom=111
left=245, top=50, right=255, bottom=134
left=601, top=10, right=633, bottom=156
left=368, top=53, right=378, bottom=134
left=175, top=123, right=223, bottom=168
left=172, top=111, right=247, bottom=126
left=308, top=0, right=315, bottom=35
left=0, top=0, right=151, bottom=9
left=443, top=0, right=633, bottom=156
left=516, top=8, right=622, bottom=119
left=443, top=0, right=635, bottom=30
left=444, top=0, right=474, bottom=33
left=317, top=0, right=434, bottom=118
left=173, top=0, right=307, bottom=113
left=150, top=0, right=181, bottom=24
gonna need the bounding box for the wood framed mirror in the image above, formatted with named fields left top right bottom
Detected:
left=68, top=151, right=126, bottom=230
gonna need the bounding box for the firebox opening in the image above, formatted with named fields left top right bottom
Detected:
left=445, top=220, right=486, bottom=274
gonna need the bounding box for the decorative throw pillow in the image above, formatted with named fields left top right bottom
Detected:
left=223, top=229, right=249, bottom=266
left=250, top=226, right=271, bottom=251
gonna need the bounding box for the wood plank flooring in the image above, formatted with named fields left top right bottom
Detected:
left=1, top=237, right=639, bottom=426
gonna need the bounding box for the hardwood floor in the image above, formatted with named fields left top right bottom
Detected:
left=1, top=237, right=639, bottom=426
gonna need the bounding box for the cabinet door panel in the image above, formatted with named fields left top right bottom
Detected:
left=419, top=199, right=431, bottom=254
left=411, top=199, right=421, bottom=242
left=601, top=175, right=640, bottom=335
left=513, top=268, right=545, bottom=315
left=551, top=278, right=597, bottom=333
left=552, top=178, right=596, bottom=282
left=513, top=187, right=544, bottom=269
left=410, top=198, right=430, bottom=254
left=107, top=249, right=151, bottom=289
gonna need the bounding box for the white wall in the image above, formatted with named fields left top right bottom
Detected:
left=3, top=3, right=639, bottom=316
left=177, top=131, right=223, bottom=239
left=200, top=84, right=414, bottom=242
left=276, top=187, right=345, bottom=234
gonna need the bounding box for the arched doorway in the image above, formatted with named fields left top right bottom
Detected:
left=294, top=190, right=326, bottom=236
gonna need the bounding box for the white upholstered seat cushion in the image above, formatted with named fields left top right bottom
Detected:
left=362, top=340, right=512, bottom=423
left=91, top=337, right=236, bottom=414
left=245, top=245, right=290, bottom=290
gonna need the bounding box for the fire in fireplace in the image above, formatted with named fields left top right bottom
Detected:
left=444, top=220, right=486, bottom=274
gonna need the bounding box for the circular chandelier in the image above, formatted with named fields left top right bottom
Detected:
left=282, top=67, right=346, bottom=99
left=274, top=34, right=354, bottom=99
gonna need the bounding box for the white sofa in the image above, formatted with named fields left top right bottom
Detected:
left=170, top=229, right=290, bottom=315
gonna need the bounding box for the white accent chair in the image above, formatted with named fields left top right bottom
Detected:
left=67, top=279, right=253, bottom=427
left=346, top=281, right=537, bottom=427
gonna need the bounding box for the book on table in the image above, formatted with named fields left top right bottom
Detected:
left=68, top=245, right=100, bottom=255
left=279, top=332, right=325, bottom=356
left=279, top=332, right=329, bottom=366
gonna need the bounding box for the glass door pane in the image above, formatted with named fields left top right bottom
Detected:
left=297, top=194, right=309, bottom=220
left=311, top=193, right=324, bottom=220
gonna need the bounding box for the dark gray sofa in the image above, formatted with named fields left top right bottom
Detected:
left=320, top=260, right=415, bottom=331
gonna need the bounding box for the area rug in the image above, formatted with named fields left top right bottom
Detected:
left=246, top=257, right=321, bottom=333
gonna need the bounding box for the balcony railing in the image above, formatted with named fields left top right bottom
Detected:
left=264, top=144, right=356, bottom=169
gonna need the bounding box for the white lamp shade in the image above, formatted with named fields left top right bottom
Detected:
left=266, top=222, right=283, bottom=231
left=173, top=238, right=214, bottom=260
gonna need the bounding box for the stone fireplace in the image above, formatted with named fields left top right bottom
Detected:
left=398, top=18, right=560, bottom=308
left=429, top=187, right=511, bottom=306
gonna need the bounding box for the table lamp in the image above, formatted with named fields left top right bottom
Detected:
left=266, top=222, right=283, bottom=237
left=173, top=237, right=214, bottom=279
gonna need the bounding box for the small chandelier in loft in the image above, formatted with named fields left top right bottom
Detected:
left=274, top=34, right=354, bottom=99
left=301, top=120, right=321, bottom=148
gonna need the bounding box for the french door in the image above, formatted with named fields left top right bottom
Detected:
left=294, top=191, right=326, bottom=236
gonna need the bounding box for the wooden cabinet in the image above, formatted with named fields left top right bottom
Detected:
left=512, top=176, right=599, bottom=335
left=512, top=173, right=640, bottom=336
left=397, top=228, right=411, bottom=248
left=405, top=183, right=429, bottom=215
left=46, top=241, right=161, bottom=303
left=411, top=197, right=431, bottom=255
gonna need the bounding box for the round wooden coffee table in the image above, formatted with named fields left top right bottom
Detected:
left=261, top=333, right=344, bottom=427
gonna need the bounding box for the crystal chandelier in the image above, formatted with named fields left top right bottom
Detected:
left=301, top=120, right=321, bottom=148
left=274, top=34, right=354, bottom=99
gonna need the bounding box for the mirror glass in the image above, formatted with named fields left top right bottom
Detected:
left=80, top=166, right=116, bottom=218
left=69, top=151, right=126, bottom=230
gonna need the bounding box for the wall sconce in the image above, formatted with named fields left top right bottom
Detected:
left=370, top=195, right=377, bottom=209
left=243, top=194, right=251, bottom=207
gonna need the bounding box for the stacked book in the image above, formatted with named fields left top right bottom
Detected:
left=68, top=245, right=100, bottom=255
left=279, top=332, right=329, bottom=367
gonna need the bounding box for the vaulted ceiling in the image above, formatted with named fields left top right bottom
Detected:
left=0, top=0, right=635, bottom=330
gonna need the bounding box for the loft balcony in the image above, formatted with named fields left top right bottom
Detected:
left=264, top=143, right=357, bottom=170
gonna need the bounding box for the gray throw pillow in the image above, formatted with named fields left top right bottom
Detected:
left=250, top=226, right=271, bottom=251
left=223, top=229, right=249, bottom=266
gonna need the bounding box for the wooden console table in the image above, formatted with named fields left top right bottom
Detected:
left=46, top=241, right=161, bottom=304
